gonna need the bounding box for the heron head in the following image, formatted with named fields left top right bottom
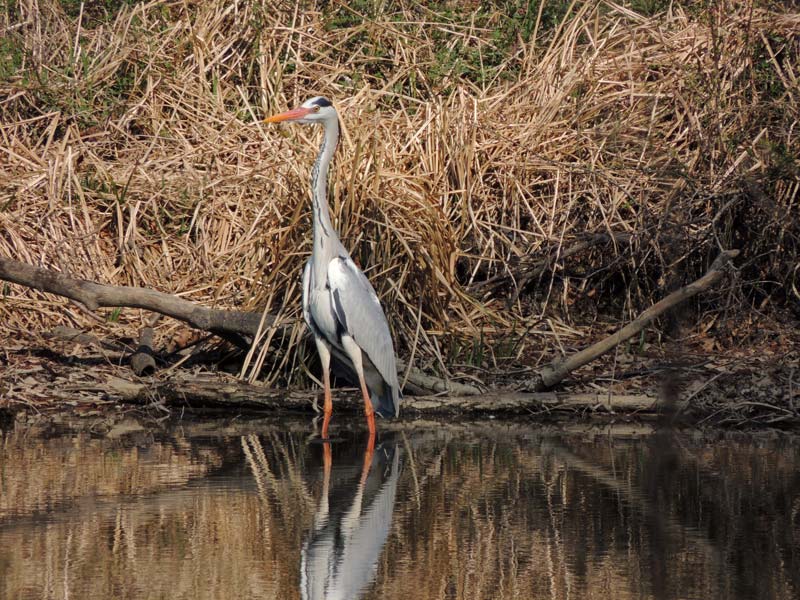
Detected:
left=265, top=96, right=337, bottom=125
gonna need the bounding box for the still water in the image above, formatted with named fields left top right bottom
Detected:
left=0, top=417, right=798, bottom=600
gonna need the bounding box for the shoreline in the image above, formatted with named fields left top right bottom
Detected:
left=3, top=342, right=797, bottom=430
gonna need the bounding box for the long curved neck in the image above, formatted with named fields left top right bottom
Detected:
left=311, top=118, right=340, bottom=259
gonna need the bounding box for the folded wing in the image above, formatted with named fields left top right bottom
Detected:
left=327, top=256, right=401, bottom=415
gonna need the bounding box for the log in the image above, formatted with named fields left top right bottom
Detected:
left=0, top=256, right=272, bottom=339
left=524, top=249, right=740, bottom=391
left=89, top=373, right=666, bottom=415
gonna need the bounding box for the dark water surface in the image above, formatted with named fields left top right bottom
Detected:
left=1, top=418, right=798, bottom=599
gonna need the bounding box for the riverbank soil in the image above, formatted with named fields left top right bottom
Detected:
left=2, top=308, right=797, bottom=427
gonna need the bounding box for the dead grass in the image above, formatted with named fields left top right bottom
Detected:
left=1, top=0, right=798, bottom=388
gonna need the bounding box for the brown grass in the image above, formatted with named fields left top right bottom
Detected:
left=1, top=0, right=798, bottom=387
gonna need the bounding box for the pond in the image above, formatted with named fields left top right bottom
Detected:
left=0, top=417, right=797, bottom=599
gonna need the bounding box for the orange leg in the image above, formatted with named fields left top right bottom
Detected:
left=339, top=335, right=376, bottom=442
left=359, top=431, right=375, bottom=485
left=358, top=375, right=377, bottom=446
left=321, top=368, right=333, bottom=440
left=314, top=338, right=333, bottom=440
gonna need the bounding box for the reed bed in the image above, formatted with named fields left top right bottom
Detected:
left=1, top=0, right=797, bottom=388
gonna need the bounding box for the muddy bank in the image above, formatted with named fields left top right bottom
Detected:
left=2, top=331, right=797, bottom=429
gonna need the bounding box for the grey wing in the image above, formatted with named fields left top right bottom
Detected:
left=327, top=256, right=400, bottom=392
left=303, top=259, right=334, bottom=348
left=302, top=260, right=314, bottom=332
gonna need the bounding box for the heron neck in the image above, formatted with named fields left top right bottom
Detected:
left=311, top=118, right=340, bottom=257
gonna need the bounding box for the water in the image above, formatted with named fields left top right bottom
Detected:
left=1, top=418, right=798, bottom=599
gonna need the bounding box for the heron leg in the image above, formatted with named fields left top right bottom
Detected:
left=321, top=368, right=333, bottom=440
left=340, top=334, right=377, bottom=440
left=359, top=376, right=377, bottom=440
left=323, top=441, right=332, bottom=491
left=360, top=431, right=374, bottom=485
left=314, top=337, right=333, bottom=440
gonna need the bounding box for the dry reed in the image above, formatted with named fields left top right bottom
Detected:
left=1, top=0, right=797, bottom=388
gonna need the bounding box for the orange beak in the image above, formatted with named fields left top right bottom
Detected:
left=265, top=106, right=312, bottom=123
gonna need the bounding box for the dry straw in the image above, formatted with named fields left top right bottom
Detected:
left=1, top=0, right=797, bottom=386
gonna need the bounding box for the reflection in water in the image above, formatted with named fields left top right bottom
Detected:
left=301, top=438, right=401, bottom=600
left=241, top=433, right=402, bottom=600
left=0, top=419, right=798, bottom=600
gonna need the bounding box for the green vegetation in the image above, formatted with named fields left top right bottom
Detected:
left=58, top=0, right=138, bottom=22
left=319, top=0, right=577, bottom=95
left=0, top=34, right=22, bottom=80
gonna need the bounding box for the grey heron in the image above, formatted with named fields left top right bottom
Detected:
left=265, top=97, right=402, bottom=439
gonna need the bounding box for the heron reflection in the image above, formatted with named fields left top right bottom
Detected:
left=301, top=435, right=402, bottom=600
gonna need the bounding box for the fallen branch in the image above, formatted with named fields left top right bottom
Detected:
left=524, top=249, right=740, bottom=391
left=395, top=360, right=482, bottom=396
left=0, top=257, right=270, bottom=340
left=0, top=256, right=481, bottom=395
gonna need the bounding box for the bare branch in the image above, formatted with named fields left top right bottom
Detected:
left=0, top=256, right=270, bottom=338
left=525, top=249, right=740, bottom=391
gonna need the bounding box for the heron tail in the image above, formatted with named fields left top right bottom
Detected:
left=372, top=383, right=401, bottom=419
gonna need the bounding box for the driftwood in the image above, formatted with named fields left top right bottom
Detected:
left=89, top=373, right=665, bottom=416
left=523, top=249, right=740, bottom=391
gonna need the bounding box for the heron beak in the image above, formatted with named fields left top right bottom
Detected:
left=265, top=106, right=312, bottom=123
